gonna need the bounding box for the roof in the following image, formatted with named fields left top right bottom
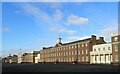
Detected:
left=23, top=53, right=31, bottom=56
left=42, top=38, right=91, bottom=50
left=43, top=46, right=53, bottom=50
left=62, top=38, right=91, bottom=45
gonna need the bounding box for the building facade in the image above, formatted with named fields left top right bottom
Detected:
left=35, top=54, right=41, bottom=63
left=10, top=55, right=18, bottom=63
left=18, top=54, right=23, bottom=63
left=90, top=43, right=112, bottom=64
left=17, top=51, right=39, bottom=63
left=39, top=35, right=106, bottom=64
left=111, top=33, right=120, bottom=65
left=2, top=55, right=18, bottom=63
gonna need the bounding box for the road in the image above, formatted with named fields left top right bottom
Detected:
left=2, top=63, right=119, bottom=72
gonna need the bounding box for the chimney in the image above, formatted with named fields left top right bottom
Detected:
left=98, top=37, right=106, bottom=44
left=91, top=35, right=96, bottom=41
left=99, top=37, right=104, bottom=41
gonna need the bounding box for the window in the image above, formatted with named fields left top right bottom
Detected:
left=69, top=57, right=71, bottom=61
left=64, top=52, right=65, bottom=56
left=86, top=49, right=88, bottom=54
left=59, top=53, right=60, bottom=56
left=103, top=48, right=105, bottom=51
left=98, top=48, right=100, bottom=51
left=115, top=43, right=118, bottom=51
left=86, top=56, right=88, bottom=62
left=114, top=37, right=118, bottom=41
left=72, top=46, right=74, bottom=49
left=72, top=57, right=74, bottom=61
left=82, top=50, right=84, bottom=54
left=86, top=43, right=88, bottom=46
left=82, top=44, right=84, bottom=47
left=75, top=45, right=77, bottom=48
left=78, top=50, right=80, bottom=55
left=115, top=55, right=118, bottom=61
left=78, top=44, right=80, bottom=47
left=72, top=51, right=74, bottom=55
left=82, top=57, right=84, bottom=62
left=108, top=47, right=110, bottom=50
left=75, top=51, right=77, bottom=55
left=94, top=49, right=96, bottom=51
left=69, top=51, right=71, bottom=55
left=66, top=52, right=68, bottom=56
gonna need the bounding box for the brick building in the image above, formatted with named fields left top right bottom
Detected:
left=39, top=35, right=106, bottom=64
left=111, top=33, right=120, bottom=65
left=22, top=53, right=33, bottom=63
left=10, top=55, right=18, bottom=63
left=2, top=55, right=18, bottom=63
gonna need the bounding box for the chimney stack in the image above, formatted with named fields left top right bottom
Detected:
left=99, top=37, right=104, bottom=40
left=91, top=35, right=96, bottom=41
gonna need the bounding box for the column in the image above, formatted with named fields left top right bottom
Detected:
left=103, top=54, right=105, bottom=64
left=99, top=54, right=101, bottom=64
left=109, top=54, right=111, bottom=64
left=104, top=54, right=106, bottom=64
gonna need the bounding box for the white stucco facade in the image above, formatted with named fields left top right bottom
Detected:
left=17, top=55, right=22, bottom=63
left=35, top=54, right=41, bottom=63
left=90, top=43, right=112, bottom=64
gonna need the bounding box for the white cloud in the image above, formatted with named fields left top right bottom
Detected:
left=48, top=2, right=63, bottom=9
left=65, top=14, right=89, bottom=25
left=17, top=3, right=78, bottom=35
left=17, top=3, right=64, bottom=27
left=62, top=35, right=90, bottom=43
left=0, top=28, right=10, bottom=32
left=50, top=28, right=77, bottom=34
left=99, top=25, right=118, bottom=42
left=67, top=36, right=90, bottom=41
left=17, top=3, right=52, bottom=24
left=54, top=9, right=63, bottom=22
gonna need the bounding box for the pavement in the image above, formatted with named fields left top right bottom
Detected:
left=2, top=63, right=119, bottom=72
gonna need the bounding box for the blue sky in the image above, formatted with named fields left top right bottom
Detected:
left=2, top=2, right=118, bottom=57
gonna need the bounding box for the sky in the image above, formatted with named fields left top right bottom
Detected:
left=2, top=0, right=120, bottom=2
left=1, top=2, right=118, bottom=58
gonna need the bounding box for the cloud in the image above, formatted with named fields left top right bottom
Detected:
left=48, top=2, right=63, bottom=9
left=17, top=3, right=52, bottom=24
left=17, top=3, right=64, bottom=27
left=0, top=28, right=10, bottom=32
left=54, top=9, right=63, bottom=22
left=16, top=3, right=79, bottom=36
left=67, top=36, right=90, bottom=41
left=99, top=25, right=118, bottom=42
left=50, top=28, right=77, bottom=34
left=62, top=35, right=90, bottom=43
left=65, top=14, right=89, bottom=25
